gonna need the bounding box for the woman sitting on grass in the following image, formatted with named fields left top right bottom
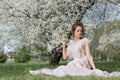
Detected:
left=29, top=20, right=120, bottom=77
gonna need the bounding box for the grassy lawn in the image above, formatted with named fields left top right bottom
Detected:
left=0, top=61, right=120, bottom=80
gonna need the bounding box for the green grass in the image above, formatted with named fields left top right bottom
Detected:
left=0, top=61, right=120, bottom=80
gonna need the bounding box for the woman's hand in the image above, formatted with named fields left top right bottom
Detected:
left=61, top=39, right=67, bottom=48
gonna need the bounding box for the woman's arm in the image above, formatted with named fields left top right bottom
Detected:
left=62, top=40, right=68, bottom=60
left=85, top=42, right=96, bottom=70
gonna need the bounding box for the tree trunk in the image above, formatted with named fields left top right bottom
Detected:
left=107, top=48, right=110, bottom=62
left=49, top=44, right=62, bottom=66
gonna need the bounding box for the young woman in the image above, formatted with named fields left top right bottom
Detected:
left=29, top=20, right=120, bottom=77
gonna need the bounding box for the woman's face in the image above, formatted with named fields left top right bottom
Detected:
left=74, top=26, right=83, bottom=38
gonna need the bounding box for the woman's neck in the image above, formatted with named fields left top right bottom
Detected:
left=74, top=37, right=80, bottom=42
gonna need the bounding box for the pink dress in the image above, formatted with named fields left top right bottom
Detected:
left=29, top=38, right=120, bottom=77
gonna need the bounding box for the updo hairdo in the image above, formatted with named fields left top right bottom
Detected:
left=71, top=20, right=84, bottom=39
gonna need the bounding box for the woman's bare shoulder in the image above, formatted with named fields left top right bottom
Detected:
left=82, top=37, right=90, bottom=43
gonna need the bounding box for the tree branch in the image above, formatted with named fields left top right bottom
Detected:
left=77, top=0, right=96, bottom=20
left=107, top=0, right=120, bottom=5
left=17, top=9, right=31, bottom=18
